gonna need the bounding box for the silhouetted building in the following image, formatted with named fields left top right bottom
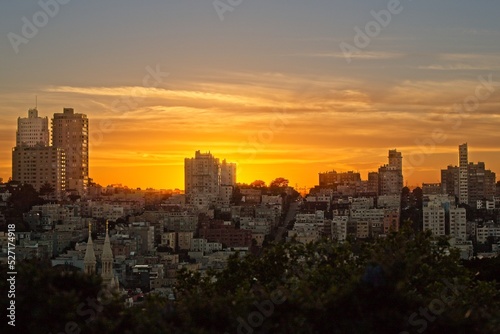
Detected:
left=52, top=108, right=89, bottom=196
left=368, top=172, right=379, bottom=195
left=441, top=166, right=459, bottom=197
left=468, top=162, right=496, bottom=206
left=378, top=150, right=403, bottom=196
left=319, top=170, right=337, bottom=187
left=12, top=146, right=66, bottom=195
left=185, top=151, right=220, bottom=204
left=220, top=159, right=236, bottom=186
left=422, top=183, right=442, bottom=195
left=441, top=144, right=496, bottom=206
left=459, top=143, right=468, bottom=205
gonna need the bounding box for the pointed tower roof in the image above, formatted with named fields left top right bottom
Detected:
left=102, top=220, right=113, bottom=260
left=84, top=223, right=96, bottom=263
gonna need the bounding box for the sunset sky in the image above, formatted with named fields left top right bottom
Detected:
left=1, top=0, right=500, bottom=190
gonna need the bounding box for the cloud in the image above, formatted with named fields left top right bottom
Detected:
left=288, top=51, right=405, bottom=60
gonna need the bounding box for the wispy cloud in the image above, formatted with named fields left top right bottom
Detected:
left=288, top=51, right=405, bottom=60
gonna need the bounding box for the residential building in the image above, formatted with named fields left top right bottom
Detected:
left=458, top=143, right=468, bottom=205
left=220, top=159, right=236, bottom=186
left=441, top=145, right=496, bottom=206
left=52, top=108, right=89, bottom=195
left=377, top=195, right=401, bottom=209
left=12, top=146, right=66, bottom=195
left=422, top=183, right=442, bottom=195
left=184, top=150, right=220, bottom=198
left=383, top=209, right=400, bottom=233
left=468, top=162, right=496, bottom=206
left=475, top=222, right=500, bottom=243
left=449, top=207, right=466, bottom=241
left=378, top=150, right=403, bottom=195
left=16, top=108, right=49, bottom=147
left=423, top=206, right=445, bottom=236
left=441, top=166, right=459, bottom=197
left=367, top=172, right=379, bottom=195
left=331, top=216, right=348, bottom=242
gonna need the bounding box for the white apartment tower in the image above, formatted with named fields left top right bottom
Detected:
left=423, top=206, right=445, bottom=236
left=52, top=108, right=89, bottom=196
left=16, top=108, right=50, bottom=147
left=12, top=108, right=65, bottom=196
left=458, top=143, right=468, bottom=205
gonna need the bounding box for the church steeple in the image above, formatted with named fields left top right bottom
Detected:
left=83, top=223, right=96, bottom=275
left=101, top=221, right=115, bottom=287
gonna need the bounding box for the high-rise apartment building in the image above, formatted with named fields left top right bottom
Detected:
left=220, top=159, right=237, bottom=186
left=458, top=143, right=468, bottom=205
left=185, top=151, right=221, bottom=199
left=12, top=108, right=65, bottom=197
left=16, top=108, right=49, bottom=147
left=468, top=162, right=496, bottom=206
left=378, top=149, right=403, bottom=195
left=441, top=144, right=496, bottom=206
left=12, top=146, right=66, bottom=194
left=441, top=165, right=459, bottom=197
left=367, top=172, right=379, bottom=195
left=388, top=149, right=402, bottom=171
left=52, top=108, right=89, bottom=195
left=449, top=207, right=466, bottom=241
left=184, top=151, right=237, bottom=206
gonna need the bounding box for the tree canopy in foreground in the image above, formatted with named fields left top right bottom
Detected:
left=1, top=225, right=499, bottom=333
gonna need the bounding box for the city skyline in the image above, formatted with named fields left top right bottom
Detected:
left=1, top=1, right=500, bottom=189
left=4, top=107, right=500, bottom=191
left=6, top=108, right=500, bottom=194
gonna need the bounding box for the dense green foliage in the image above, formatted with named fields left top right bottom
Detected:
left=1, top=226, right=499, bottom=333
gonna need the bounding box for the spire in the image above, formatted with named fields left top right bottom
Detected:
left=84, top=222, right=96, bottom=274
left=102, top=220, right=113, bottom=260
left=101, top=220, right=115, bottom=286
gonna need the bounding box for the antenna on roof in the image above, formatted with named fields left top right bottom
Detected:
left=35, top=95, right=37, bottom=109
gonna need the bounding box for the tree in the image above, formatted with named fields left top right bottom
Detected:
left=270, top=177, right=289, bottom=188
left=39, top=182, right=55, bottom=197
left=7, top=182, right=42, bottom=209
left=250, top=180, right=266, bottom=188
left=68, top=194, right=81, bottom=202
left=3, top=227, right=500, bottom=333
left=173, top=225, right=500, bottom=333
